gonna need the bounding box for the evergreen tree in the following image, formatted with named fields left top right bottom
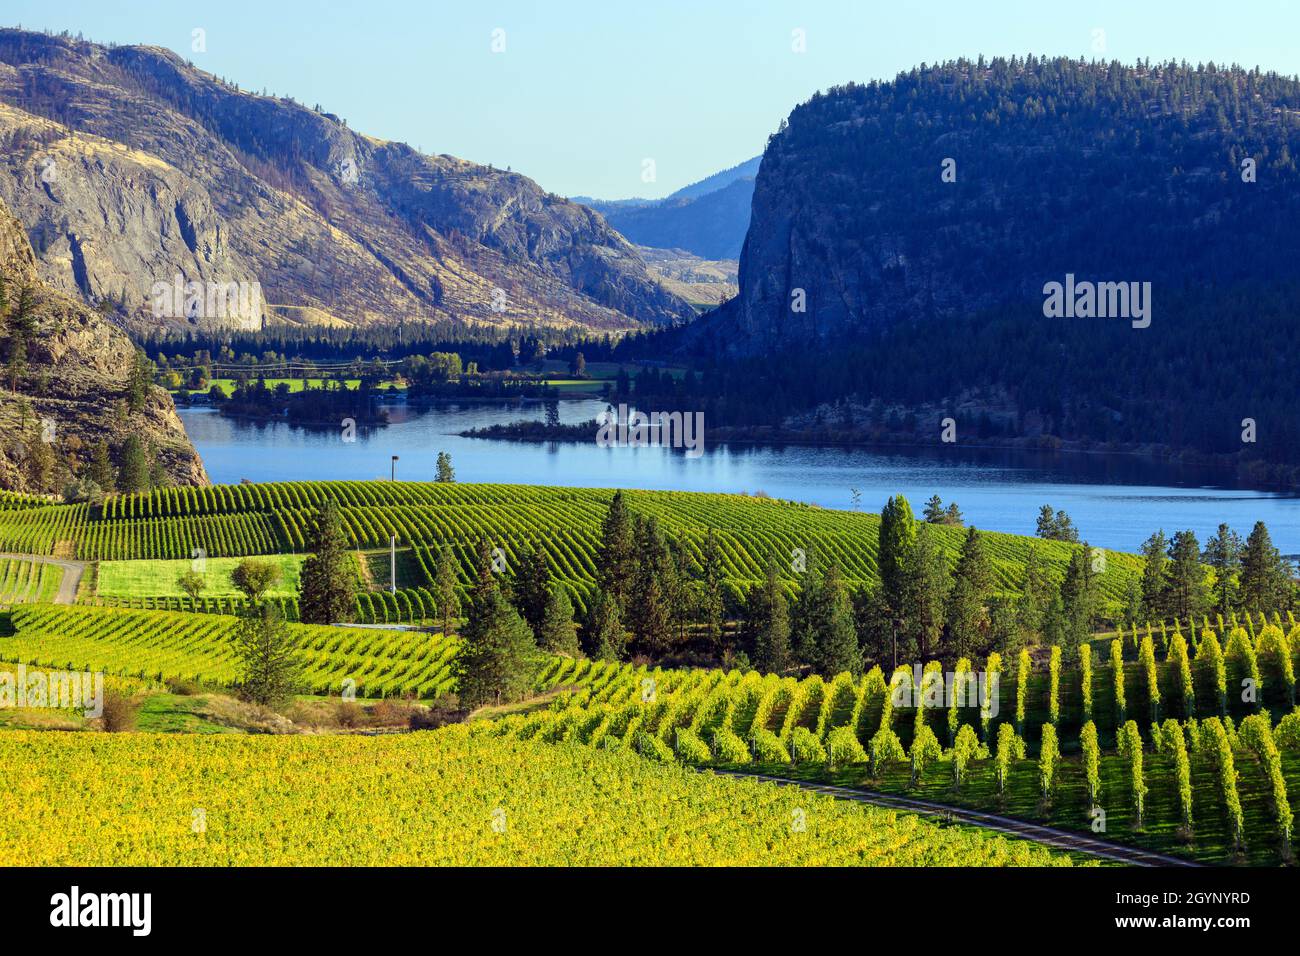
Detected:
left=815, top=563, right=861, bottom=675
left=538, top=584, right=581, bottom=656
left=943, top=527, right=993, bottom=660
left=117, top=435, right=151, bottom=493
left=234, top=603, right=303, bottom=708
left=1055, top=544, right=1100, bottom=656
left=903, top=523, right=949, bottom=659
left=4, top=284, right=36, bottom=392
left=878, top=494, right=917, bottom=620
left=453, top=586, right=541, bottom=707
left=1202, top=523, right=1243, bottom=617
left=1035, top=505, right=1079, bottom=542
left=743, top=558, right=792, bottom=673
left=469, top=537, right=505, bottom=609
left=922, top=494, right=946, bottom=523
left=126, top=349, right=153, bottom=413
left=793, top=560, right=860, bottom=675
left=630, top=515, right=674, bottom=653
left=432, top=543, right=460, bottom=637
left=1163, top=530, right=1208, bottom=622
left=1240, top=521, right=1290, bottom=614
left=596, top=490, right=636, bottom=607
left=1139, top=530, right=1169, bottom=620
left=512, top=544, right=551, bottom=635
left=696, top=529, right=725, bottom=649
left=434, top=451, right=455, bottom=482
left=89, top=439, right=115, bottom=492
left=298, top=499, right=356, bottom=623
left=1010, top=545, right=1053, bottom=654
left=584, top=588, right=627, bottom=661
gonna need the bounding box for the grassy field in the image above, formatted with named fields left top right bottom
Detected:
left=96, top=555, right=306, bottom=600
left=0, top=728, right=1082, bottom=866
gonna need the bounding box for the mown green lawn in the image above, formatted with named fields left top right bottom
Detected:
left=96, top=555, right=306, bottom=600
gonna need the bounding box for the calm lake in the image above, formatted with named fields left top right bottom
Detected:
left=177, top=400, right=1300, bottom=555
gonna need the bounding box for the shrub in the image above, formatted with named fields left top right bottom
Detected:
left=1117, top=720, right=1148, bottom=829
left=1197, top=717, right=1245, bottom=850
left=165, top=677, right=205, bottom=696
left=750, top=728, right=791, bottom=764
left=1080, top=720, right=1101, bottom=808
left=1196, top=629, right=1228, bottom=714
left=1138, top=635, right=1161, bottom=724
left=994, top=721, right=1026, bottom=795
left=1224, top=627, right=1262, bottom=710
left=1276, top=710, right=1300, bottom=752
left=951, top=724, right=981, bottom=792
left=1166, top=632, right=1195, bottom=718
left=1159, top=719, right=1193, bottom=834
left=1014, top=648, right=1031, bottom=733
left=1239, top=713, right=1293, bottom=857
left=981, top=651, right=1001, bottom=739
left=909, top=724, right=942, bottom=787
left=789, top=726, right=826, bottom=764
left=1256, top=625, right=1296, bottom=707
left=673, top=727, right=712, bottom=764
left=633, top=731, right=675, bottom=762
left=1047, top=645, right=1061, bottom=725
left=1110, top=639, right=1127, bottom=726
left=869, top=726, right=906, bottom=776
left=826, top=725, right=868, bottom=766
left=336, top=701, right=363, bottom=728
left=948, top=657, right=972, bottom=744
left=1079, top=643, right=1093, bottom=723
left=711, top=726, right=751, bottom=764
left=1039, top=723, right=1060, bottom=799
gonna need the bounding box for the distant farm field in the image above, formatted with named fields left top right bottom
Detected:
left=97, top=555, right=306, bottom=600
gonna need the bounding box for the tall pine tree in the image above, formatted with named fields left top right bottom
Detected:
left=298, top=499, right=356, bottom=623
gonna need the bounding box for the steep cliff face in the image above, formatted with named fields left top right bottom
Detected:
left=701, top=57, right=1300, bottom=355
left=0, top=195, right=207, bottom=492
left=0, top=29, right=691, bottom=332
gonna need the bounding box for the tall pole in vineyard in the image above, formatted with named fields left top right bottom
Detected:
left=391, top=455, right=399, bottom=482
left=390, top=535, right=397, bottom=595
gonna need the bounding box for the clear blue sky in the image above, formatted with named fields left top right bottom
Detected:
left=7, top=0, right=1300, bottom=198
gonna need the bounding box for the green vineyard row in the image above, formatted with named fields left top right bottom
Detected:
left=0, top=483, right=1143, bottom=604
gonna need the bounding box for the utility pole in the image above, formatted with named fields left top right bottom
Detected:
left=391, top=455, right=399, bottom=482
left=390, top=535, right=397, bottom=595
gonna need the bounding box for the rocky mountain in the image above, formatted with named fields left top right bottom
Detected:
left=0, top=194, right=206, bottom=493
left=0, top=28, right=692, bottom=332
left=678, top=57, right=1300, bottom=481
left=700, top=57, right=1300, bottom=353
left=576, top=156, right=758, bottom=260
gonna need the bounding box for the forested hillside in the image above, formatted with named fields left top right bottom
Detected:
left=674, top=57, right=1300, bottom=484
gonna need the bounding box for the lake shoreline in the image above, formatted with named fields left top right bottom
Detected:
left=458, top=420, right=1299, bottom=497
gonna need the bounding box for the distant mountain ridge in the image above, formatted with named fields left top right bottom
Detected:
left=575, top=156, right=759, bottom=260
left=0, top=28, right=692, bottom=332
